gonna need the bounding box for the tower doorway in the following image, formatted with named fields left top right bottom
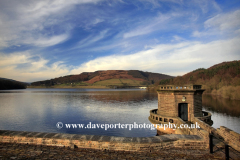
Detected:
left=178, top=103, right=188, bottom=121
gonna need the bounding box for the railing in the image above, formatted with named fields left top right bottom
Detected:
left=150, top=109, right=212, bottom=124
left=149, top=109, right=180, bottom=124
left=158, top=85, right=202, bottom=90
left=151, top=109, right=158, bottom=114
left=210, top=134, right=240, bottom=160
left=149, top=109, right=194, bottom=135
left=195, top=111, right=212, bottom=123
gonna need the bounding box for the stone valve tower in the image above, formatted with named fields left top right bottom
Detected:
left=149, top=84, right=213, bottom=135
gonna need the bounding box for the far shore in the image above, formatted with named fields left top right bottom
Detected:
left=27, top=85, right=109, bottom=89
left=27, top=85, right=146, bottom=89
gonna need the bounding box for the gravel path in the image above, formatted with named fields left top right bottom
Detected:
left=0, top=142, right=229, bottom=160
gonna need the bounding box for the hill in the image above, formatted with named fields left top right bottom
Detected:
left=0, top=78, right=27, bottom=90
left=31, top=70, right=174, bottom=88
left=157, top=60, right=240, bottom=100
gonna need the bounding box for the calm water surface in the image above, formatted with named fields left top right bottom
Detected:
left=202, top=94, right=240, bottom=133
left=0, top=88, right=157, bottom=137
left=0, top=88, right=239, bottom=137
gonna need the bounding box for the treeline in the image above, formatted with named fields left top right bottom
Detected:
left=31, top=70, right=174, bottom=86
left=128, top=70, right=174, bottom=84
left=157, top=60, right=240, bottom=100
left=31, top=73, right=89, bottom=86
left=0, top=79, right=27, bottom=90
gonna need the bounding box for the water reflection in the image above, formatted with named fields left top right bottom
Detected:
left=85, top=91, right=157, bottom=103
left=0, top=89, right=158, bottom=137
left=0, top=89, right=239, bottom=136
left=202, top=94, right=240, bottom=117
left=202, top=94, right=240, bottom=134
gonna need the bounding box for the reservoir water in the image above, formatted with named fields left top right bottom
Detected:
left=0, top=88, right=239, bottom=137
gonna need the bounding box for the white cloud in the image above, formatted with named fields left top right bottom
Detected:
left=70, top=37, right=240, bottom=76
left=171, top=35, right=185, bottom=42
left=204, top=10, right=240, bottom=31
left=22, top=62, right=70, bottom=82
left=193, top=9, right=240, bottom=37
left=123, top=13, right=173, bottom=38
left=25, top=34, right=69, bottom=47
left=73, top=29, right=109, bottom=49
left=0, top=52, right=31, bottom=67
left=192, top=30, right=217, bottom=37
left=0, top=0, right=102, bottom=48
left=93, top=18, right=104, bottom=25
left=139, top=0, right=161, bottom=8
left=0, top=52, right=70, bottom=82
left=30, top=58, right=49, bottom=71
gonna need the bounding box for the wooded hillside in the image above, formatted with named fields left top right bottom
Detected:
left=158, top=60, right=240, bottom=100
left=31, top=70, right=174, bottom=87
left=0, top=78, right=27, bottom=90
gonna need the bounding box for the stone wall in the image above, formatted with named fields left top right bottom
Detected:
left=192, top=118, right=240, bottom=151
left=0, top=130, right=208, bottom=152
left=189, top=128, right=209, bottom=148
left=217, top=126, right=240, bottom=151
left=174, top=117, right=209, bottom=148
left=192, top=118, right=217, bottom=136
left=157, top=91, right=176, bottom=116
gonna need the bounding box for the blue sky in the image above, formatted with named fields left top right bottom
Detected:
left=0, top=0, right=240, bottom=82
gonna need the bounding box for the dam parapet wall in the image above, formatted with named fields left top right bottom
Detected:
left=0, top=130, right=207, bottom=152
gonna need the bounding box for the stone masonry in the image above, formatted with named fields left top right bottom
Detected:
left=0, top=130, right=208, bottom=152
left=157, top=85, right=204, bottom=121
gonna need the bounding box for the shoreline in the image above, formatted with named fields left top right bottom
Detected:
left=27, top=86, right=146, bottom=89
left=27, top=85, right=109, bottom=89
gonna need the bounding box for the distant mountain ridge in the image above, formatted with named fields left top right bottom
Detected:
left=31, top=70, right=174, bottom=86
